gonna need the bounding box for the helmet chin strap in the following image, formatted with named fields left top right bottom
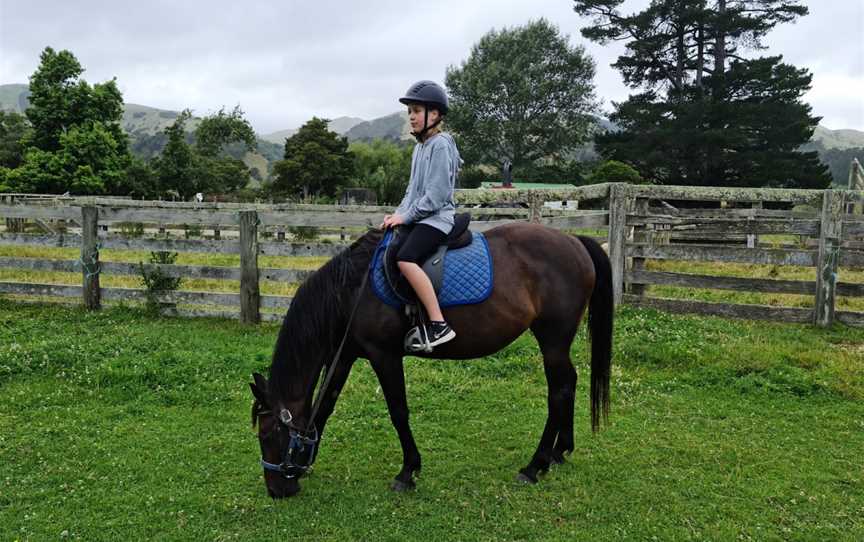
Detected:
left=411, top=108, right=442, bottom=142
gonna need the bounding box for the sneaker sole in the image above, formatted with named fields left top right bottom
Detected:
left=427, top=329, right=456, bottom=348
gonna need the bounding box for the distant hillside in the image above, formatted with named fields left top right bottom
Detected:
left=261, top=116, right=365, bottom=144
left=0, top=83, right=29, bottom=112
left=328, top=116, right=366, bottom=135
left=260, top=128, right=296, bottom=144
left=122, top=103, right=202, bottom=137
left=345, top=112, right=412, bottom=142
left=810, top=126, right=864, bottom=150
left=801, top=126, right=864, bottom=187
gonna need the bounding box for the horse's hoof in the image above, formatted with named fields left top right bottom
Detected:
left=550, top=451, right=566, bottom=465
left=391, top=479, right=415, bottom=492
left=515, top=471, right=537, bottom=484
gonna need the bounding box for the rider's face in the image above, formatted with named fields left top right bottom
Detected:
left=407, top=104, right=440, bottom=133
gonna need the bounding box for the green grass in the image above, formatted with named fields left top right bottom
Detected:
left=1, top=301, right=862, bottom=541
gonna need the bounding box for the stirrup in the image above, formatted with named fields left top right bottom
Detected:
left=404, top=325, right=433, bottom=353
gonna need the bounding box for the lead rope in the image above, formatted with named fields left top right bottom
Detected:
left=306, top=262, right=371, bottom=430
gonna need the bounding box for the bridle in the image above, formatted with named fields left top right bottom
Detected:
left=257, top=407, right=320, bottom=479
left=257, top=263, right=371, bottom=480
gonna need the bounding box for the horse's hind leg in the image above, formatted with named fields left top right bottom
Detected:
left=518, top=321, right=578, bottom=484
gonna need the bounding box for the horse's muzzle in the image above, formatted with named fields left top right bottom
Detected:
left=268, top=476, right=300, bottom=499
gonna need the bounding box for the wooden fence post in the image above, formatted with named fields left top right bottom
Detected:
left=814, top=190, right=844, bottom=326
left=81, top=206, right=101, bottom=310
left=528, top=192, right=543, bottom=223
left=629, top=196, right=649, bottom=296
left=239, top=210, right=260, bottom=324
left=747, top=201, right=762, bottom=248
left=607, top=183, right=629, bottom=306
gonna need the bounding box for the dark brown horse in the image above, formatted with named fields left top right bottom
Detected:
left=249, top=222, right=612, bottom=498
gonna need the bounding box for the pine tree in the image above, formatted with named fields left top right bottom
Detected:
left=574, top=0, right=831, bottom=188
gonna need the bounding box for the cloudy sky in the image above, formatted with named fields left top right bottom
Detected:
left=1, top=0, right=862, bottom=133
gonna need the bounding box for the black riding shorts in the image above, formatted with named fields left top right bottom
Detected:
left=395, top=224, right=447, bottom=264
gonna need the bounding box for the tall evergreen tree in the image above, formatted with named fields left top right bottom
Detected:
left=574, top=0, right=831, bottom=188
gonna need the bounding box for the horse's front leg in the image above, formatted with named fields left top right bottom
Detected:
left=312, top=356, right=357, bottom=439
left=368, top=352, right=421, bottom=492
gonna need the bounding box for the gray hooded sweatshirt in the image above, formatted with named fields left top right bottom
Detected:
left=395, top=132, right=462, bottom=234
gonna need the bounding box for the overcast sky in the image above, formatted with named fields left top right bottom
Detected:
left=1, top=0, right=862, bottom=133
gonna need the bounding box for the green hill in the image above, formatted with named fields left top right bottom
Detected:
left=0, top=83, right=30, bottom=112
left=344, top=112, right=412, bottom=142
left=260, top=116, right=365, bottom=144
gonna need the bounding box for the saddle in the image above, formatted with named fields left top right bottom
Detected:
left=383, top=213, right=472, bottom=305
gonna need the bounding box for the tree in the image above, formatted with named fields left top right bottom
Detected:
left=3, top=47, right=133, bottom=195
left=6, top=120, right=132, bottom=194
left=117, top=157, right=160, bottom=199
left=194, top=105, right=256, bottom=158
left=588, top=160, right=644, bottom=184
left=152, top=110, right=196, bottom=199
left=0, top=111, right=32, bottom=170
left=445, top=19, right=598, bottom=175
left=350, top=139, right=413, bottom=204
left=272, top=118, right=354, bottom=199
left=26, top=47, right=127, bottom=153
left=574, top=0, right=831, bottom=188
left=152, top=108, right=255, bottom=200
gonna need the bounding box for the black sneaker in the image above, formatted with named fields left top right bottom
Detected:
left=427, top=321, right=456, bottom=347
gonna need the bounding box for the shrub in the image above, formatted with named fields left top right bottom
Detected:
left=137, top=251, right=182, bottom=314
left=588, top=160, right=646, bottom=184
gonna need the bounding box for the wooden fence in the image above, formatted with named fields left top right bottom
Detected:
left=1, top=183, right=862, bottom=327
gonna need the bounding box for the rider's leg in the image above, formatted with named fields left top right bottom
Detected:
left=395, top=224, right=455, bottom=348
left=398, top=261, right=444, bottom=321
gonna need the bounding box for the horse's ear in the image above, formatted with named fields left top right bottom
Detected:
left=250, top=372, right=269, bottom=406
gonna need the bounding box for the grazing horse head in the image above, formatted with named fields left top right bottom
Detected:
left=249, top=233, right=380, bottom=498
left=250, top=372, right=303, bottom=498
left=250, top=372, right=324, bottom=498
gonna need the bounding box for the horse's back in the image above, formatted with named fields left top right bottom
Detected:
left=423, top=222, right=596, bottom=359
left=484, top=222, right=596, bottom=292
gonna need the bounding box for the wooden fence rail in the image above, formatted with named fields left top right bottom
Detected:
left=2, top=183, right=863, bottom=327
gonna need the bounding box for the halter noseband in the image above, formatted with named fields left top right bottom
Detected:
left=257, top=408, right=319, bottom=479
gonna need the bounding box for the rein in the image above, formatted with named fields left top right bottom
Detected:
left=260, top=259, right=372, bottom=479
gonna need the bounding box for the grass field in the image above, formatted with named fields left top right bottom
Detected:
left=1, top=300, right=862, bottom=541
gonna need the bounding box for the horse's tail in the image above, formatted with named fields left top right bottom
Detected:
left=577, top=236, right=613, bottom=432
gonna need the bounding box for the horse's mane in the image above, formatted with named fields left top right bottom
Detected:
left=268, top=229, right=383, bottom=400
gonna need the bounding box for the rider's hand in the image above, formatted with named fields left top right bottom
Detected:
left=380, top=213, right=405, bottom=229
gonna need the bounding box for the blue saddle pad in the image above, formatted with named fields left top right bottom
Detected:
left=370, top=230, right=494, bottom=308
